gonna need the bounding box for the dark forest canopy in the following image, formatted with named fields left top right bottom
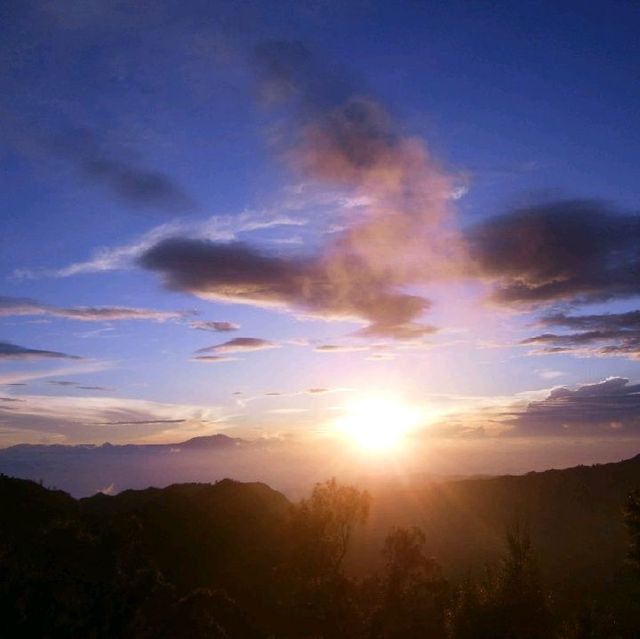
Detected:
left=2, top=456, right=640, bottom=638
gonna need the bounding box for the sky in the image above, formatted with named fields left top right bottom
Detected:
left=1, top=0, right=640, bottom=475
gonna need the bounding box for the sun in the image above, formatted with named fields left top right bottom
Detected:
left=334, top=395, right=422, bottom=453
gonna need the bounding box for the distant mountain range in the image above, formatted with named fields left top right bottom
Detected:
left=3, top=433, right=244, bottom=453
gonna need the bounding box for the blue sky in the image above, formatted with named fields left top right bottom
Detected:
left=1, top=0, right=640, bottom=470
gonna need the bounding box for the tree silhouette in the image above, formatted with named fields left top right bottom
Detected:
left=369, top=526, right=449, bottom=638
left=449, top=520, right=553, bottom=639
left=625, top=489, right=640, bottom=577
left=279, top=478, right=370, bottom=637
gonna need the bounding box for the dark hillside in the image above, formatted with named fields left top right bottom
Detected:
left=357, top=454, right=640, bottom=600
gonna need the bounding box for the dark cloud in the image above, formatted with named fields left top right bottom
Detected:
left=505, top=377, right=640, bottom=436
left=53, top=130, right=196, bottom=214
left=77, top=386, right=109, bottom=391
left=196, top=337, right=278, bottom=354
left=47, top=380, right=76, bottom=386
left=139, top=239, right=431, bottom=337
left=468, top=200, right=640, bottom=307
left=0, top=295, right=187, bottom=322
left=190, top=320, right=240, bottom=332
left=0, top=341, right=80, bottom=360
left=307, top=388, right=329, bottom=394
left=254, top=40, right=353, bottom=114
left=522, top=310, right=640, bottom=359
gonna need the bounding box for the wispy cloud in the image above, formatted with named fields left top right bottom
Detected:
left=0, top=341, right=80, bottom=361
left=313, top=344, right=370, bottom=353
left=0, top=393, right=226, bottom=446
left=195, top=337, right=278, bottom=355
left=0, top=360, right=113, bottom=386
left=0, top=296, right=188, bottom=322
left=190, top=320, right=240, bottom=332
left=15, top=210, right=306, bottom=279
left=192, top=355, right=238, bottom=363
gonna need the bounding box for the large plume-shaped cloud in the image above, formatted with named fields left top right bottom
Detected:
left=139, top=41, right=461, bottom=339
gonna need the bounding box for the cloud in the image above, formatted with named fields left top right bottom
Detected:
left=139, top=41, right=463, bottom=340
left=190, top=320, right=240, bottom=332
left=192, top=355, right=237, bottom=363
left=17, top=209, right=305, bottom=279
left=91, top=419, right=187, bottom=426
left=0, top=341, right=80, bottom=361
left=468, top=200, right=640, bottom=307
left=537, top=369, right=566, bottom=380
left=523, top=310, right=640, bottom=359
left=354, top=322, right=437, bottom=340
left=46, top=380, right=109, bottom=391
left=140, top=238, right=431, bottom=337
left=52, top=129, right=197, bottom=214
left=313, top=344, right=370, bottom=353
left=0, top=393, right=225, bottom=446
left=505, top=377, right=640, bottom=436
left=0, top=360, right=112, bottom=386
left=195, top=337, right=278, bottom=355
left=0, top=296, right=187, bottom=322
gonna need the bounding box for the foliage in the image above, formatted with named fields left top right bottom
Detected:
left=448, top=521, right=554, bottom=639
left=368, top=526, right=450, bottom=638
left=625, top=489, right=640, bottom=576
left=2, top=473, right=640, bottom=638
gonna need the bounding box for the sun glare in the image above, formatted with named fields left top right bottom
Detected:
left=334, top=396, right=422, bottom=453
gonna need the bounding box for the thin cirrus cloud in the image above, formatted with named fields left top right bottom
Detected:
left=0, top=341, right=80, bottom=361
left=139, top=40, right=464, bottom=340
left=0, top=393, right=225, bottom=446
left=190, top=320, right=240, bottom=332
left=195, top=337, right=279, bottom=355
left=192, top=355, right=238, bottom=364
left=313, top=344, right=370, bottom=353
left=0, top=295, right=188, bottom=322
left=47, top=380, right=109, bottom=391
